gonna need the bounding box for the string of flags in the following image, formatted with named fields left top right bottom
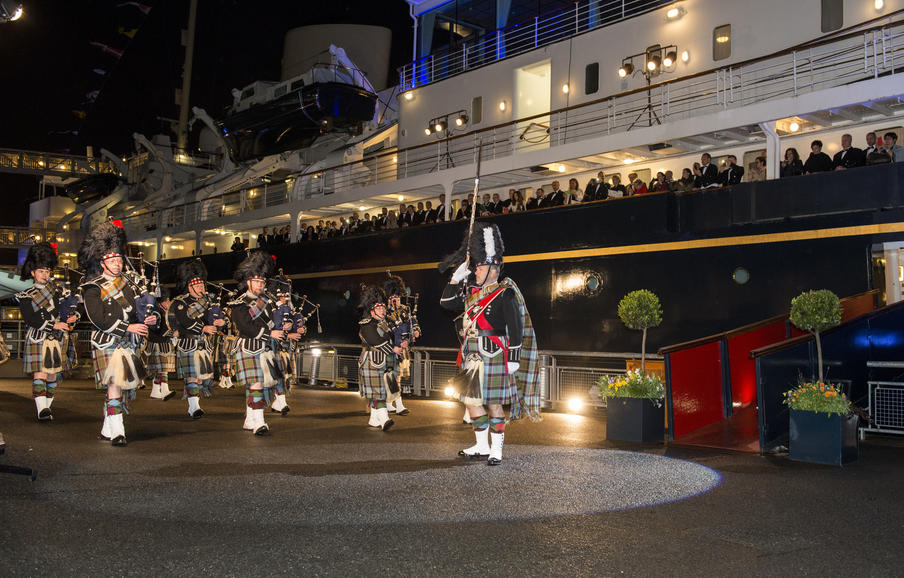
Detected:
left=61, top=2, right=154, bottom=140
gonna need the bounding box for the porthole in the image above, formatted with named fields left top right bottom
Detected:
left=732, top=267, right=750, bottom=285
left=585, top=272, right=603, bottom=295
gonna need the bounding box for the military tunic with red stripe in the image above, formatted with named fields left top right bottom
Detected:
left=440, top=280, right=522, bottom=405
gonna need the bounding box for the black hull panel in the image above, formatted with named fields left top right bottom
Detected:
left=163, top=163, right=904, bottom=353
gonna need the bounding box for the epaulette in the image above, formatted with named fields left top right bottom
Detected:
left=14, top=285, right=38, bottom=300
left=359, top=316, right=374, bottom=326
left=79, top=274, right=107, bottom=291
left=227, top=293, right=254, bottom=307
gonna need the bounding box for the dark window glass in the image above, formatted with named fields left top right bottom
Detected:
left=585, top=63, right=599, bottom=95
left=713, top=24, right=731, bottom=61
left=821, top=0, right=843, bottom=33
left=471, top=96, right=483, bottom=124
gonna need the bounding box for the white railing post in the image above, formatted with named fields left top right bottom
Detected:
left=874, top=30, right=879, bottom=78
left=793, top=50, right=798, bottom=95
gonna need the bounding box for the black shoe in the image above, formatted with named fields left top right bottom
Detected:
left=487, top=457, right=502, bottom=466
left=38, top=409, right=52, bottom=421
left=111, top=435, right=127, bottom=446
left=162, top=391, right=175, bottom=401
left=458, top=449, right=489, bottom=459
left=99, top=433, right=111, bottom=441
left=271, top=406, right=291, bottom=416
left=396, top=408, right=410, bottom=416
left=253, top=424, right=270, bottom=436
left=191, top=408, right=205, bottom=419
left=382, top=419, right=394, bottom=432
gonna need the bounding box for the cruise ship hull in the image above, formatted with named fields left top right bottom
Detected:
left=161, top=163, right=902, bottom=353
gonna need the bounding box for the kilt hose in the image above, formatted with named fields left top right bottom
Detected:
left=460, top=335, right=518, bottom=406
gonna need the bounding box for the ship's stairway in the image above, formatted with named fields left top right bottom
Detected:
left=658, top=290, right=879, bottom=453
left=0, top=148, right=113, bottom=179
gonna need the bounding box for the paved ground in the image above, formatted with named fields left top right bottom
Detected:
left=0, top=378, right=902, bottom=576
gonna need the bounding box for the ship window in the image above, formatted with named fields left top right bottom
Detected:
left=471, top=96, right=482, bottom=124
left=274, top=85, right=287, bottom=98
left=821, top=0, right=843, bottom=33
left=290, top=79, right=305, bottom=91
left=713, top=25, right=731, bottom=61
left=585, top=63, right=599, bottom=95
left=732, top=267, right=750, bottom=285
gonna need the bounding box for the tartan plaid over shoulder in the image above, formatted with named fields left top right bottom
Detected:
left=499, top=278, right=541, bottom=422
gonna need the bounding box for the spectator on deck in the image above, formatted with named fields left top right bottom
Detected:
left=673, top=168, right=696, bottom=192
left=803, top=140, right=833, bottom=174
left=608, top=175, right=628, bottom=198
left=544, top=180, right=566, bottom=207
left=455, top=199, right=471, bottom=220
left=257, top=227, right=268, bottom=248
left=719, top=155, right=745, bottom=185
left=864, top=131, right=879, bottom=158
left=832, top=134, right=865, bottom=170
left=649, top=172, right=667, bottom=193
left=527, top=188, right=544, bottom=210
left=565, top=178, right=582, bottom=204
left=583, top=172, right=607, bottom=202
left=435, top=194, right=449, bottom=222
left=231, top=237, right=244, bottom=252
left=509, top=190, right=525, bottom=212
left=385, top=210, right=398, bottom=229
left=693, top=153, right=719, bottom=188
left=745, top=156, right=766, bottom=182
left=631, top=179, right=649, bottom=195
left=884, top=132, right=904, bottom=163
left=414, top=202, right=426, bottom=225
left=663, top=170, right=675, bottom=190
left=780, top=148, right=804, bottom=178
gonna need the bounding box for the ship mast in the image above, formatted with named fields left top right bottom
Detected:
left=176, top=0, right=198, bottom=155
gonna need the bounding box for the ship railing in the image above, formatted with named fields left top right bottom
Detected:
left=0, top=147, right=114, bottom=178
left=0, top=228, right=60, bottom=248
left=295, top=343, right=661, bottom=410
left=116, top=19, right=904, bottom=237
left=399, top=0, right=671, bottom=91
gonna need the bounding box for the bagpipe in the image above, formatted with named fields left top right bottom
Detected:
left=268, top=271, right=323, bottom=337
left=122, top=252, right=159, bottom=326
left=53, top=263, right=84, bottom=341
left=203, top=281, right=233, bottom=333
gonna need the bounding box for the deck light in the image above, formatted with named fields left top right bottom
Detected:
left=434, top=120, right=446, bottom=133
left=568, top=398, right=583, bottom=412
left=875, top=0, right=884, bottom=9
left=498, top=100, right=507, bottom=112
left=454, top=113, right=469, bottom=126
left=424, top=127, right=432, bottom=136
left=404, top=91, right=413, bottom=101
left=663, top=50, right=677, bottom=68
left=789, top=121, right=800, bottom=132
left=681, top=50, right=690, bottom=63
left=444, top=386, right=456, bottom=397
left=618, top=61, right=634, bottom=78
left=562, top=83, right=570, bottom=94
left=397, top=195, right=404, bottom=202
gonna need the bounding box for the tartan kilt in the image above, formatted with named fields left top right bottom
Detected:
left=233, top=345, right=283, bottom=386
left=145, top=341, right=175, bottom=375
left=357, top=349, right=396, bottom=400
left=92, top=345, right=144, bottom=390
left=461, top=336, right=518, bottom=405
left=176, top=346, right=213, bottom=380
left=22, top=338, right=44, bottom=374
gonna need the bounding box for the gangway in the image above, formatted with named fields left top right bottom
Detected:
left=659, top=290, right=879, bottom=452
left=0, top=147, right=114, bottom=179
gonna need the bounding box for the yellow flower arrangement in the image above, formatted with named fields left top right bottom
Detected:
left=783, top=380, right=851, bottom=416
left=597, top=369, right=664, bottom=406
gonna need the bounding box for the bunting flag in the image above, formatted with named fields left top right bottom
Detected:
left=117, top=2, right=152, bottom=15
left=89, top=41, right=124, bottom=60
left=117, top=27, right=138, bottom=39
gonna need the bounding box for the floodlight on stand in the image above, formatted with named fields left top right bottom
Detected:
left=424, top=126, right=432, bottom=136
left=454, top=113, right=469, bottom=126
left=434, top=120, right=447, bottom=133
left=646, top=53, right=661, bottom=72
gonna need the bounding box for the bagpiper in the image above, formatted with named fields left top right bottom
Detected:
left=357, top=285, right=397, bottom=431
left=229, top=251, right=288, bottom=434
left=269, top=271, right=305, bottom=394
left=17, top=242, right=79, bottom=421
left=78, top=222, right=158, bottom=446
left=383, top=274, right=420, bottom=416
left=145, top=286, right=176, bottom=401
left=439, top=222, right=540, bottom=465
left=169, top=259, right=222, bottom=418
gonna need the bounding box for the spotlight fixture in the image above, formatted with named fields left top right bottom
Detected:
left=0, top=1, right=23, bottom=22
left=618, top=61, right=634, bottom=78
left=665, top=5, right=686, bottom=20
left=434, top=120, right=447, bottom=133
left=454, top=113, right=469, bottom=126
left=646, top=53, right=661, bottom=72
left=663, top=50, right=677, bottom=68
left=426, top=109, right=469, bottom=137
left=424, top=127, right=432, bottom=136
left=403, top=91, right=414, bottom=101
left=789, top=121, right=800, bottom=132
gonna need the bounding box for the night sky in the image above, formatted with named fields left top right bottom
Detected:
left=0, top=0, right=413, bottom=225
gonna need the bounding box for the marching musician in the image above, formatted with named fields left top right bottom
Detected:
left=78, top=222, right=158, bottom=446
left=383, top=275, right=419, bottom=416
left=229, top=251, right=288, bottom=435
left=145, top=286, right=176, bottom=401
left=357, top=285, right=397, bottom=431
left=439, top=222, right=540, bottom=465
left=214, top=299, right=236, bottom=390
left=269, top=271, right=305, bottom=395
left=17, top=242, right=78, bottom=421
left=169, top=259, right=220, bottom=419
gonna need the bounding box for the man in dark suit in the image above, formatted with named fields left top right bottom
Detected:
left=413, top=202, right=426, bottom=225
left=257, top=227, right=268, bottom=248
left=833, top=134, right=865, bottom=170
left=719, top=155, right=745, bottom=185
left=488, top=193, right=504, bottom=214
left=693, top=153, right=719, bottom=188
left=543, top=180, right=566, bottom=207
left=583, top=172, right=607, bottom=202
left=526, top=188, right=544, bottom=210
left=436, top=194, right=448, bottom=222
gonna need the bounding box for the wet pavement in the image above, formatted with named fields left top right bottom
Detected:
left=0, top=378, right=902, bottom=576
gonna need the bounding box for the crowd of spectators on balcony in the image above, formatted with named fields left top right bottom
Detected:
left=284, top=131, right=902, bottom=244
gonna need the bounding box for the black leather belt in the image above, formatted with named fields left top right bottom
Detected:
left=476, top=329, right=505, bottom=337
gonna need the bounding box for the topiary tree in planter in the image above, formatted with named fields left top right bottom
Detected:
left=617, top=289, right=662, bottom=374
left=789, top=289, right=842, bottom=383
